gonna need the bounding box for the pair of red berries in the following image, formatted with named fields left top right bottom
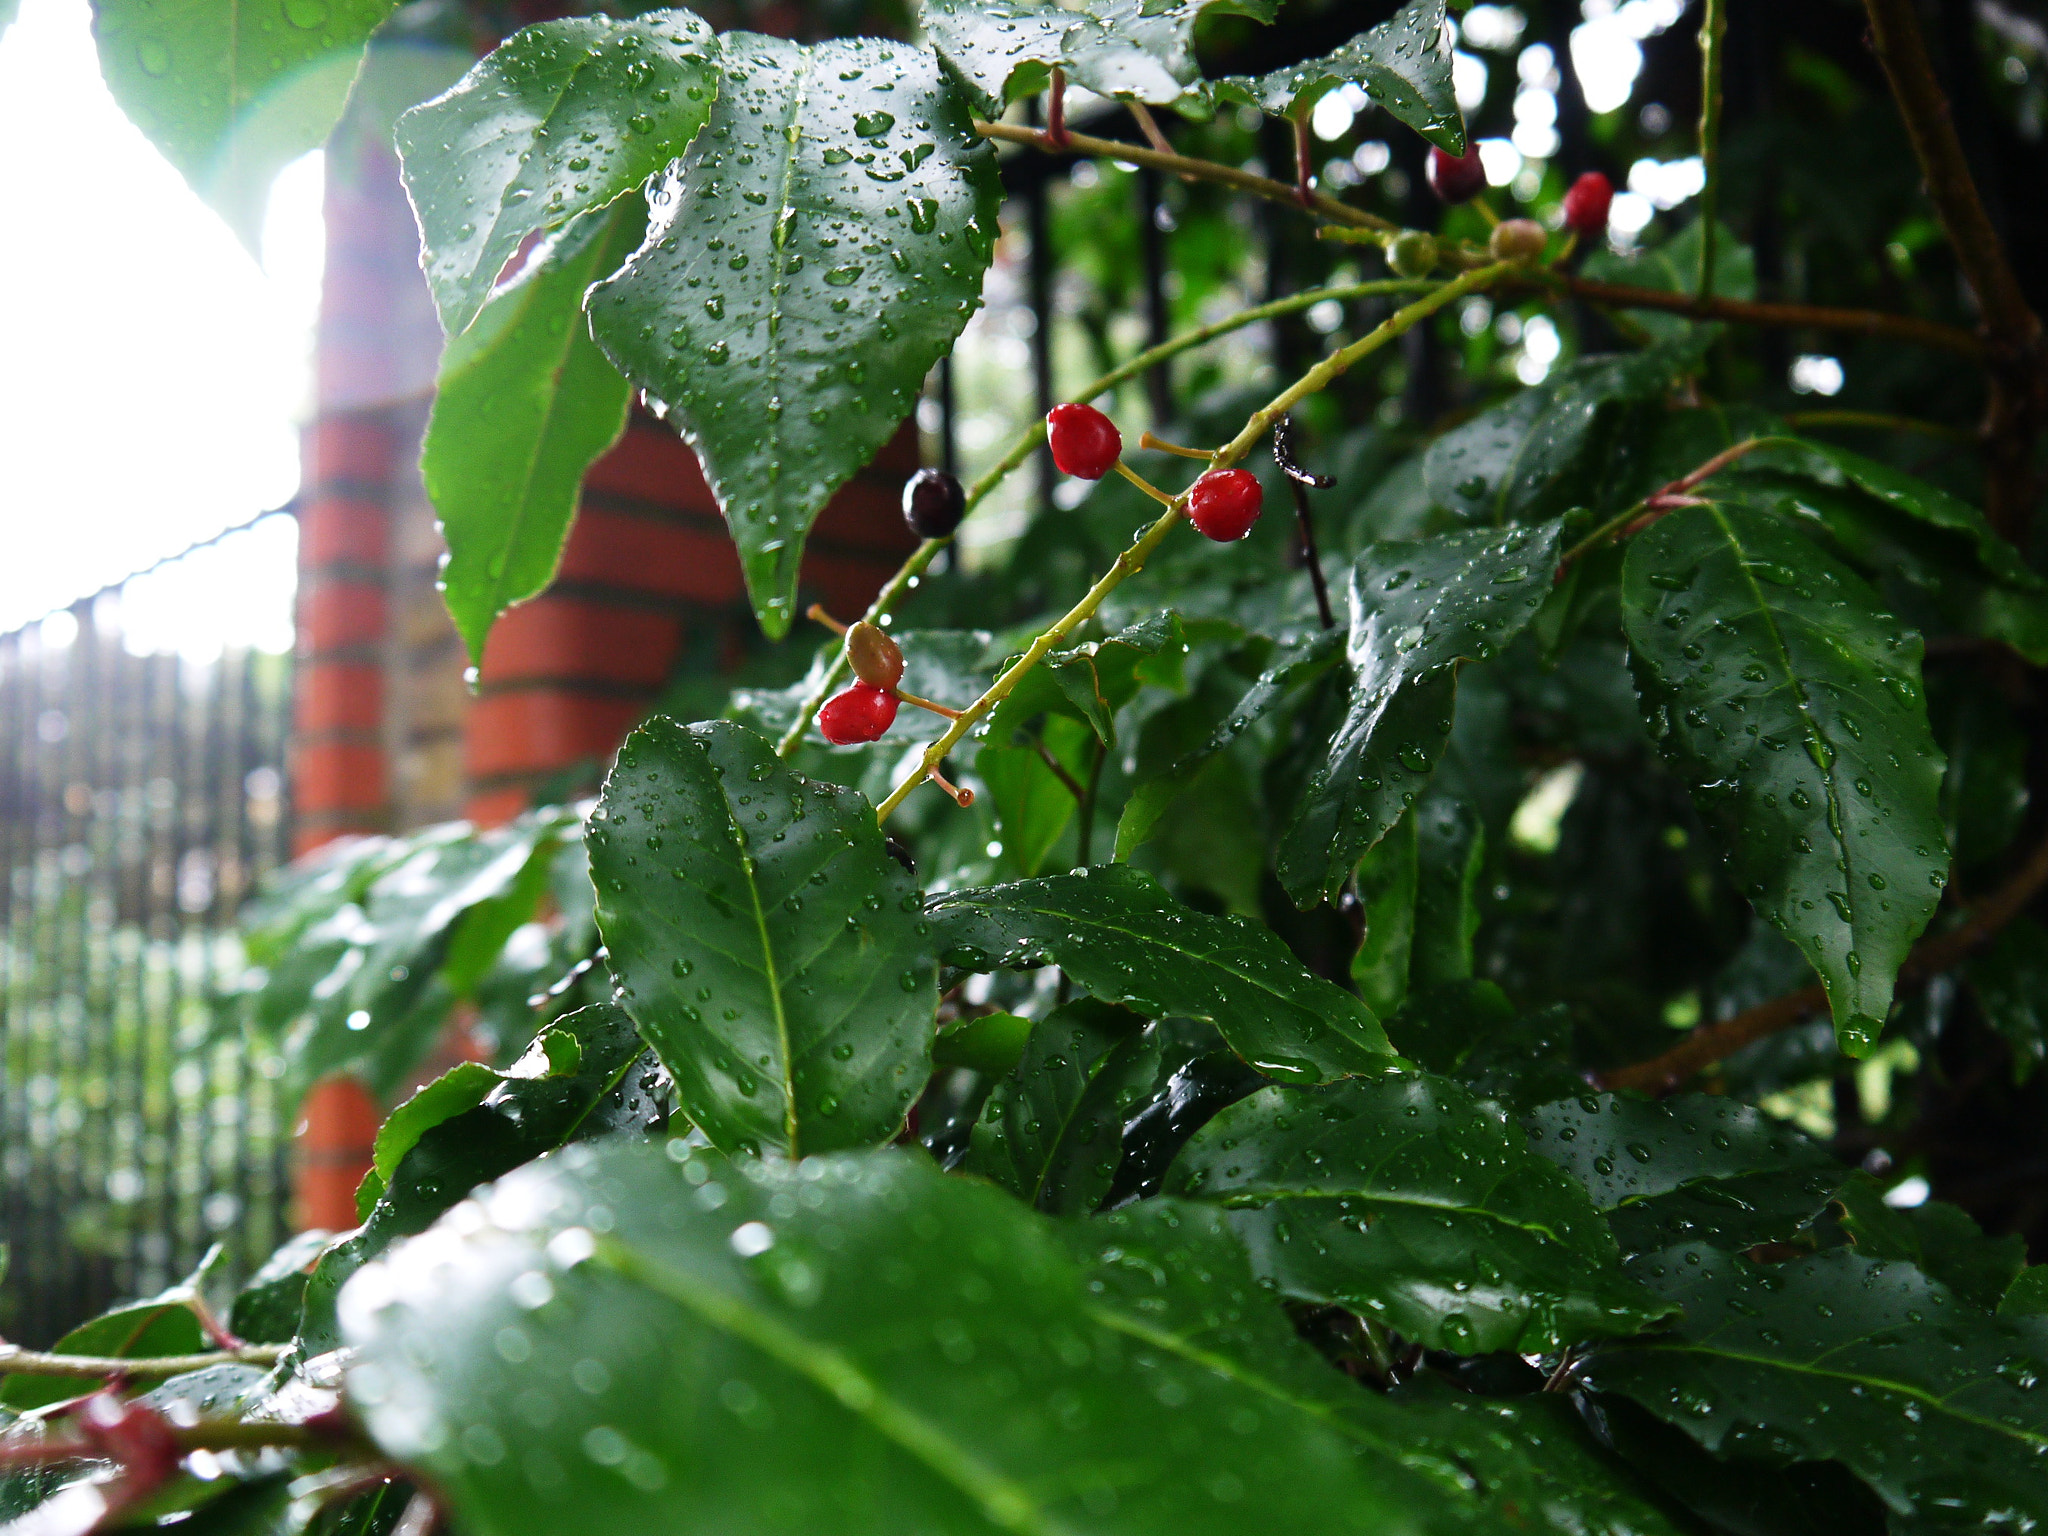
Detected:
left=820, top=619, right=906, bottom=744
left=1426, top=145, right=1613, bottom=238
left=1046, top=403, right=1264, bottom=542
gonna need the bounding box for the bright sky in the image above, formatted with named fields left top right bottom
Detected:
left=0, top=0, right=322, bottom=652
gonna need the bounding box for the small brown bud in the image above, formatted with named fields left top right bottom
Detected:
left=846, top=620, right=904, bottom=690
left=1489, top=218, right=1548, bottom=263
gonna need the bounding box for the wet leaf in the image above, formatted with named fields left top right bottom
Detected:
left=589, top=36, right=1000, bottom=637
left=227, top=1229, right=335, bottom=1345
left=89, top=0, right=402, bottom=247
left=395, top=9, right=719, bottom=334
left=1168, top=1072, right=1677, bottom=1353
left=1277, top=522, right=1560, bottom=904
left=1209, top=0, right=1462, bottom=152
left=1, top=1251, right=219, bottom=1409
left=1966, top=915, right=2048, bottom=1082
left=1583, top=1243, right=2048, bottom=1530
left=588, top=718, right=937, bottom=1155
left=922, top=0, right=1279, bottom=116
left=927, top=864, right=1390, bottom=1082
left=1522, top=1092, right=1845, bottom=1257
left=964, top=1000, right=1159, bottom=1214
left=1620, top=506, right=1949, bottom=1053
left=1833, top=1173, right=2026, bottom=1311
left=424, top=200, right=644, bottom=670
left=340, top=1139, right=1460, bottom=1536
left=1386, top=981, right=1583, bottom=1110
left=931, top=1010, right=1033, bottom=1077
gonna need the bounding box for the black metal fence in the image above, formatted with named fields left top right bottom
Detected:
left=0, top=516, right=297, bottom=1347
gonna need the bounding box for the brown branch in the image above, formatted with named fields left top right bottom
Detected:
left=1601, top=829, right=2048, bottom=1094
left=1548, top=273, right=1984, bottom=358
left=1864, top=0, right=2046, bottom=536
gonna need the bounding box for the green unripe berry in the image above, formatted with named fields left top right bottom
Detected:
left=1387, top=231, right=1438, bottom=279
left=1488, top=218, right=1548, bottom=263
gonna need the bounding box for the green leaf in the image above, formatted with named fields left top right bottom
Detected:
left=588, top=35, right=1001, bottom=637
left=2, top=1271, right=207, bottom=1410
left=1169, top=1072, right=1677, bottom=1352
left=1967, top=915, right=2048, bottom=1081
left=1580, top=218, right=1755, bottom=343
left=1007, top=611, right=1189, bottom=746
left=2003, top=1266, right=2048, bottom=1317
left=227, top=1229, right=334, bottom=1344
left=974, top=718, right=1086, bottom=877
left=964, top=1000, right=1158, bottom=1213
left=1387, top=981, right=1584, bottom=1110
left=1349, top=807, right=1417, bottom=1015
left=341, top=1139, right=1470, bottom=1536
left=932, top=1010, right=1033, bottom=1076
left=1063, top=1199, right=1689, bottom=1536
left=424, top=201, right=643, bottom=671
left=1522, top=1092, right=1844, bottom=1257
left=394, top=9, right=721, bottom=335
left=1423, top=345, right=1701, bottom=524
left=299, top=1003, right=662, bottom=1353
left=1211, top=0, right=1462, bottom=152
left=928, top=864, right=1390, bottom=1083
left=89, top=0, right=402, bottom=247
left=1116, top=628, right=1342, bottom=859
left=1409, top=795, right=1483, bottom=990
left=589, top=718, right=937, bottom=1155
left=1583, top=1243, right=2048, bottom=1530
left=366, top=1028, right=583, bottom=1202
left=1833, top=1173, right=2027, bottom=1311
left=921, top=0, right=1279, bottom=116
left=1277, top=522, right=1560, bottom=905
left=1620, top=505, right=1949, bottom=1052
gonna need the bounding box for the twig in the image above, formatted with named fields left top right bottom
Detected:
left=1032, top=737, right=1086, bottom=801
left=1863, top=0, right=2046, bottom=538
left=1044, top=68, right=1071, bottom=149
left=774, top=276, right=1437, bottom=755
left=1291, top=113, right=1315, bottom=208
left=1555, top=436, right=1773, bottom=571
left=874, top=267, right=1507, bottom=820
left=975, top=119, right=1397, bottom=233
left=1600, top=828, right=2048, bottom=1094
left=0, top=1344, right=286, bottom=1379
left=1695, top=0, right=1727, bottom=298
left=1782, top=409, right=1975, bottom=444
left=1544, top=273, right=1984, bottom=357
left=1273, top=416, right=1336, bottom=631
left=1126, top=102, right=1183, bottom=169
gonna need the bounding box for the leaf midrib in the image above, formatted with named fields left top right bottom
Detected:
left=597, top=1237, right=1073, bottom=1536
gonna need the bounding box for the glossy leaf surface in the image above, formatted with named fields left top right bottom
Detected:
left=1621, top=505, right=1948, bottom=1051
left=964, top=1000, right=1158, bottom=1214
left=922, top=0, right=1277, bottom=115
left=928, top=864, right=1389, bottom=1082
left=1213, top=0, right=1461, bottom=151
left=341, top=1139, right=1452, bottom=1536
left=1834, top=1174, right=2027, bottom=1311
left=589, top=718, right=937, bottom=1155
left=1170, top=1074, right=1675, bottom=1352
left=1278, top=521, right=1559, bottom=904
left=589, top=35, right=1000, bottom=636
left=424, top=202, right=642, bottom=669
left=90, top=0, right=402, bottom=245
left=395, top=9, right=719, bottom=334
left=1584, top=1244, right=2048, bottom=1529
left=991, top=611, right=1188, bottom=746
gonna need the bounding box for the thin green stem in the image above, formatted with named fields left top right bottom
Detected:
left=774, top=277, right=1436, bottom=755
left=1783, top=409, right=1975, bottom=444
left=1696, top=0, right=1727, bottom=298
left=1555, top=435, right=1775, bottom=570
left=0, top=1343, right=287, bottom=1378
left=875, top=266, right=1509, bottom=821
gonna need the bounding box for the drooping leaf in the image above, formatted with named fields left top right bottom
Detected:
left=991, top=612, right=1189, bottom=746
left=424, top=201, right=644, bottom=670
left=1582, top=1243, right=2048, bottom=1530
left=1350, top=807, right=1417, bottom=1015
left=1620, top=505, right=1949, bottom=1052
left=1387, top=980, right=1583, bottom=1110
left=1117, top=628, right=1343, bottom=859
left=1277, top=522, right=1560, bottom=904
left=89, top=0, right=403, bottom=247
left=1063, top=1199, right=1689, bottom=1536
left=1967, top=915, right=2048, bottom=1081
left=931, top=1010, right=1033, bottom=1076
left=1169, top=1072, right=1677, bottom=1353
left=964, top=1000, right=1159, bottom=1214
left=1210, top=0, right=1462, bottom=152
left=1832, top=1173, right=2027, bottom=1311
left=227, top=1229, right=335, bottom=1345
left=1522, top=1092, right=1845, bottom=1257
left=927, top=864, right=1390, bottom=1083
left=589, top=36, right=1000, bottom=637
left=1408, top=794, right=1484, bottom=991
left=588, top=718, right=938, bottom=1155
left=975, top=715, right=1088, bottom=877
left=921, top=0, right=1279, bottom=117
left=1422, top=344, right=1702, bottom=526
left=341, top=1139, right=1463, bottom=1536
left=395, top=9, right=719, bottom=335
left=298, top=1004, right=663, bottom=1353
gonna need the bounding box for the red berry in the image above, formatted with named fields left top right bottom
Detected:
left=819, top=684, right=899, bottom=744
left=1562, top=171, right=1613, bottom=237
left=1186, top=468, right=1263, bottom=542
left=1426, top=145, right=1487, bottom=203
left=1046, top=403, right=1122, bottom=480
